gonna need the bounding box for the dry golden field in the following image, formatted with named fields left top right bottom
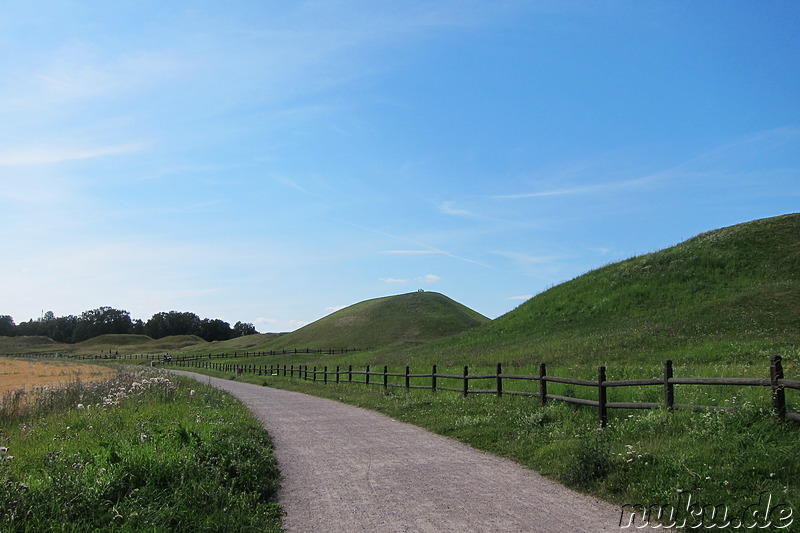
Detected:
left=0, top=358, right=115, bottom=394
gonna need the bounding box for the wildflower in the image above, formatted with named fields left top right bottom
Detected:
left=190, top=390, right=195, bottom=397
left=0, top=447, right=7, bottom=457
left=5, top=456, right=13, bottom=462
left=77, top=403, right=84, bottom=409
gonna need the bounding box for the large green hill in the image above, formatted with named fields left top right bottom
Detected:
left=404, top=213, right=799, bottom=370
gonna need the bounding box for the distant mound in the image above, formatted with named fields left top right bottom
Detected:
left=73, top=334, right=207, bottom=354
left=0, top=336, right=62, bottom=355
left=264, top=291, right=489, bottom=350
left=78, top=334, right=154, bottom=347
left=152, top=335, right=207, bottom=351
left=0, top=335, right=57, bottom=346
left=201, top=333, right=286, bottom=353
left=414, top=213, right=800, bottom=367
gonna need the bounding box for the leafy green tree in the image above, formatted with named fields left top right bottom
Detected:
left=0, top=315, right=16, bottom=337
left=16, top=319, right=44, bottom=337
left=233, top=321, right=258, bottom=337
left=72, top=307, right=133, bottom=342
left=199, top=318, right=233, bottom=342
left=144, top=311, right=201, bottom=339
left=51, top=315, right=79, bottom=343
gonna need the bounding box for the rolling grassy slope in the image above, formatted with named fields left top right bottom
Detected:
left=73, top=334, right=208, bottom=354
left=233, top=213, right=798, bottom=375
left=398, top=213, right=800, bottom=370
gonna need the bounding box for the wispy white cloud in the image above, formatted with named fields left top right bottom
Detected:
left=381, top=274, right=440, bottom=284
left=492, top=128, right=800, bottom=202
left=491, top=176, right=655, bottom=200
left=437, top=201, right=475, bottom=217
left=492, top=251, right=563, bottom=264
left=507, top=294, right=533, bottom=301
left=1, top=44, right=187, bottom=112
left=0, top=142, right=146, bottom=167
left=383, top=250, right=441, bottom=255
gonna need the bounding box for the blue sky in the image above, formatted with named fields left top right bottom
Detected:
left=2, top=1, right=799, bottom=331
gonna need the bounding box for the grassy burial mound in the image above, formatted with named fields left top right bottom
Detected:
left=196, top=333, right=286, bottom=355
left=71, top=334, right=208, bottom=355
left=404, top=213, right=800, bottom=370
left=0, top=336, right=66, bottom=355
left=261, top=291, right=490, bottom=352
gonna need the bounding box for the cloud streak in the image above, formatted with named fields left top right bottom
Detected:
left=0, top=142, right=146, bottom=167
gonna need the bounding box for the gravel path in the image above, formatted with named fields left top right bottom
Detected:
left=171, top=371, right=627, bottom=532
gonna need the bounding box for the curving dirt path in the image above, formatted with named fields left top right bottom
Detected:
left=171, top=371, right=626, bottom=532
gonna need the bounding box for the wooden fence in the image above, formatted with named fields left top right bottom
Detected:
left=8, top=347, right=362, bottom=362
left=169, top=355, right=799, bottom=427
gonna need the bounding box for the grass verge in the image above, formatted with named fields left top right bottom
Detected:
left=0, top=366, right=282, bottom=532
left=190, top=367, right=798, bottom=530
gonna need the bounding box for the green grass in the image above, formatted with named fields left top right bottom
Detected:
left=0, top=366, right=283, bottom=532
left=193, top=367, right=799, bottom=531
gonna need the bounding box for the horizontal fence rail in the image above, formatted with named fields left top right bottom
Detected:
left=6, top=348, right=364, bottom=362
left=164, top=355, right=798, bottom=427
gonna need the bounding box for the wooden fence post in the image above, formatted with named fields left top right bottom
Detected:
left=324, top=366, right=328, bottom=384
left=463, top=366, right=469, bottom=397
left=663, top=360, right=674, bottom=410
left=336, top=365, right=340, bottom=384
left=598, top=366, right=607, bottom=428
left=539, top=363, right=547, bottom=406
left=313, top=366, right=317, bottom=382
left=384, top=366, right=388, bottom=390
left=496, top=362, right=503, bottom=397
left=348, top=365, right=353, bottom=383
left=432, top=365, right=437, bottom=392
left=366, top=365, right=370, bottom=387
left=405, top=366, right=410, bottom=390
left=771, top=355, right=786, bottom=420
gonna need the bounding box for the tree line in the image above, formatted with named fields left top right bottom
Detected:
left=0, top=308, right=258, bottom=343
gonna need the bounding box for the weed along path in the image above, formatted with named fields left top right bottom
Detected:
left=170, top=371, right=624, bottom=533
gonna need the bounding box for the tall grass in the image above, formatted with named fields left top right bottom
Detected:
left=0, top=366, right=282, bottom=532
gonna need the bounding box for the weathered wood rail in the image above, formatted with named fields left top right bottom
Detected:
left=169, top=355, right=798, bottom=427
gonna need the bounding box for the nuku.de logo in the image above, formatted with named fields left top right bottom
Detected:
left=619, top=490, right=794, bottom=529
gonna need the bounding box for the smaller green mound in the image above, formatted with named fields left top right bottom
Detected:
left=0, top=336, right=57, bottom=347
left=73, top=334, right=207, bottom=354
left=264, top=291, right=489, bottom=350
left=197, top=333, right=286, bottom=354
left=77, top=334, right=155, bottom=347
left=152, top=335, right=208, bottom=351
